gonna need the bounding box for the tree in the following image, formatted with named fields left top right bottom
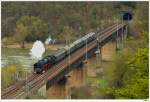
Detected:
left=96, top=44, right=148, bottom=99
left=60, top=26, right=76, bottom=45
left=2, top=2, right=121, bottom=41
left=15, top=23, right=28, bottom=48
left=2, top=2, right=148, bottom=44
left=115, top=48, right=148, bottom=99
left=1, top=64, right=24, bottom=88
left=131, top=2, right=148, bottom=37
left=14, top=16, right=48, bottom=48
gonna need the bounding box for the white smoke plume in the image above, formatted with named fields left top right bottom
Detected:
left=30, top=40, right=45, bottom=60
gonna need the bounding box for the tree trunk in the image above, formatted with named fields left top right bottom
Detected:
left=21, top=41, right=25, bottom=48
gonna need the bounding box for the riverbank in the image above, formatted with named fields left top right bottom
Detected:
left=2, top=43, right=65, bottom=51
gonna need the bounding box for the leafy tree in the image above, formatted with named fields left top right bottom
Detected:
left=130, top=2, right=148, bottom=37
left=60, top=26, right=76, bottom=44
left=14, top=16, right=48, bottom=48
left=115, top=48, right=148, bottom=99
left=1, top=64, right=24, bottom=88
left=95, top=2, right=149, bottom=99
left=15, top=23, right=28, bottom=48
left=2, top=2, right=121, bottom=42
left=96, top=42, right=148, bottom=99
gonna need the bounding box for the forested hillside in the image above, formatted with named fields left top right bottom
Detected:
left=2, top=2, right=137, bottom=47
left=94, top=3, right=149, bottom=99
left=1, top=2, right=149, bottom=99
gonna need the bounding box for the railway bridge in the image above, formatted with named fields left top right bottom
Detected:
left=2, top=22, right=128, bottom=99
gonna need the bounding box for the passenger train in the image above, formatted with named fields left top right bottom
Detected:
left=33, top=32, right=97, bottom=74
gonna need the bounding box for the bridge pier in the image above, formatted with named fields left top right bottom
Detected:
left=69, top=65, right=86, bottom=88
left=86, top=57, right=97, bottom=77
left=46, top=76, right=71, bottom=99
left=38, top=85, right=46, bottom=97
left=101, top=40, right=116, bottom=61
left=116, top=26, right=126, bottom=50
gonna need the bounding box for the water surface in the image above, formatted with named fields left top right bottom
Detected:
left=1, top=47, right=55, bottom=72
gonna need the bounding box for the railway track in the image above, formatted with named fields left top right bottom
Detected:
left=1, top=23, right=125, bottom=99
left=1, top=74, right=41, bottom=98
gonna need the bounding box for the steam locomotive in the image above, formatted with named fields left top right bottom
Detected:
left=33, top=32, right=97, bottom=74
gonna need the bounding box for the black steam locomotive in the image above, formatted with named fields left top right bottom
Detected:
left=33, top=32, right=97, bottom=74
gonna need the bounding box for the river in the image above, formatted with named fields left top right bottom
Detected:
left=1, top=47, right=55, bottom=72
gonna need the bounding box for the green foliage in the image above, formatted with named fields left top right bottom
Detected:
left=1, top=64, right=25, bottom=88
left=115, top=48, right=148, bottom=99
left=101, top=3, right=149, bottom=99
left=2, top=2, right=127, bottom=43
left=15, top=16, right=48, bottom=42
left=130, top=2, right=148, bottom=36
left=71, top=87, right=93, bottom=99
left=13, top=16, right=48, bottom=48
left=59, top=26, right=76, bottom=44
left=96, top=28, right=148, bottom=99
left=15, top=23, right=28, bottom=46
left=2, top=2, right=148, bottom=44
left=27, top=93, right=47, bottom=99
left=2, top=37, right=16, bottom=45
